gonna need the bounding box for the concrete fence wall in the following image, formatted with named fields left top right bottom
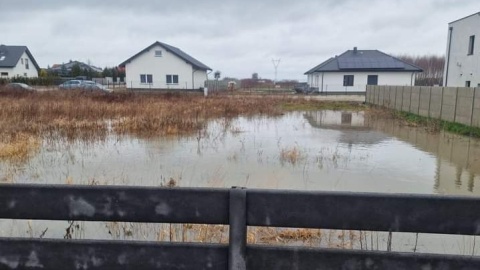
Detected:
left=366, top=85, right=480, bottom=128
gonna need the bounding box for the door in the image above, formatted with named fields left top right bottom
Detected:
left=367, top=75, right=378, bottom=85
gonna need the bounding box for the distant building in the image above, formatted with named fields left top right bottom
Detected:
left=443, top=12, right=480, bottom=87
left=48, top=60, right=103, bottom=76
left=0, top=45, right=40, bottom=78
left=119, top=41, right=211, bottom=89
left=305, top=47, right=422, bottom=93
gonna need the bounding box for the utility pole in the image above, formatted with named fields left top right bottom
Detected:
left=272, top=58, right=281, bottom=85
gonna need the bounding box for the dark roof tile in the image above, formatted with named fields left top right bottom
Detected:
left=119, top=41, right=211, bottom=71
left=0, top=45, right=40, bottom=72
left=305, top=49, right=423, bottom=74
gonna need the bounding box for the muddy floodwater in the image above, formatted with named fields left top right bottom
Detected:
left=1, top=110, right=480, bottom=255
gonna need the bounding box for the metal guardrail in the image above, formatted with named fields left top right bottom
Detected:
left=1, top=184, right=480, bottom=269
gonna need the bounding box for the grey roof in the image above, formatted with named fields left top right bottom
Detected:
left=49, top=61, right=103, bottom=73
left=305, top=49, right=423, bottom=74
left=0, top=45, right=40, bottom=72
left=449, top=11, right=480, bottom=24
left=119, top=41, right=212, bottom=71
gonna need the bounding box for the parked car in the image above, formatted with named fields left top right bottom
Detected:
left=59, top=80, right=109, bottom=92
left=81, top=81, right=109, bottom=92
left=4, top=83, right=35, bottom=92
left=59, top=80, right=83, bottom=89
left=293, top=83, right=315, bottom=94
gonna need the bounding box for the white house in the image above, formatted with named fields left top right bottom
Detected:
left=119, top=41, right=212, bottom=89
left=305, top=47, right=422, bottom=93
left=0, top=45, right=40, bottom=78
left=443, top=12, right=480, bottom=87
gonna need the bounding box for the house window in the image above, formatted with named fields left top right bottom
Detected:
left=140, top=74, right=153, bottom=84
left=25, top=59, right=29, bottom=69
left=466, top=81, right=471, bottom=87
left=155, top=50, right=162, bottom=57
left=468, top=35, right=475, bottom=55
left=367, top=75, right=378, bottom=85
left=343, top=75, right=354, bottom=86
left=21, top=59, right=24, bottom=64
left=0, top=72, right=8, bottom=77
left=166, top=74, right=179, bottom=84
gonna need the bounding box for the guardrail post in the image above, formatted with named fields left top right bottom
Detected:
left=229, top=187, right=247, bottom=270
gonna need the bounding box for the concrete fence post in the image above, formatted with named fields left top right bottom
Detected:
left=409, top=86, right=413, bottom=113
left=428, top=86, right=432, bottom=118
left=471, top=87, right=477, bottom=127
left=389, top=86, right=394, bottom=108
left=394, top=86, right=398, bottom=110
left=383, top=86, right=387, bottom=107
left=417, top=87, right=421, bottom=115
left=440, top=87, right=444, bottom=119
left=400, top=86, right=404, bottom=112
left=454, top=87, right=459, bottom=123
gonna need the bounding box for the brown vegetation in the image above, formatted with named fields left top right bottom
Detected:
left=396, top=55, right=445, bottom=86
left=0, top=90, right=362, bottom=141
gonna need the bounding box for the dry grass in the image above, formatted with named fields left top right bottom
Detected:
left=280, top=146, right=304, bottom=165
left=0, top=90, right=362, bottom=142
left=0, top=133, right=40, bottom=163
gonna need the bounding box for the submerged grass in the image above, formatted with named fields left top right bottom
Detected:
left=0, top=133, right=41, bottom=163
left=0, top=90, right=364, bottom=141
left=394, top=111, right=480, bottom=138
left=280, top=147, right=304, bottom=165
left=281, top=101, right=365, bottom=111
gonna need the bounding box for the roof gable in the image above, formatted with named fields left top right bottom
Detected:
left=449, top=12, right=480, bottom=24
left=49, top=61, right=103, bottom=72
left=305, top=49, right=423, bottom=74
left=119, top=41, right=211, bottom=71
left=0, top=45, right=40, bottom=72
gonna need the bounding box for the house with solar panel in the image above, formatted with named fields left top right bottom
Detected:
left=304, top=47, right=422, bottom=93
left=119, top=41, right=212, bottom=90
left=0, top=45, right=40, bottom=78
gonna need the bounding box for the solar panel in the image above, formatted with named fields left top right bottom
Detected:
left=338, top=57, right=405, bottom=69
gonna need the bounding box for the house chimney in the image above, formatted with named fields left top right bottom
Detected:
left=353, top=47, right=358, bottom=53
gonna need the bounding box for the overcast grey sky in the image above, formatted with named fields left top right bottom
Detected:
left=2, top=0, right=479, bottom=80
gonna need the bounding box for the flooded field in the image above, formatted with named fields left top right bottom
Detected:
left=1, top=109, right=480, bottom=255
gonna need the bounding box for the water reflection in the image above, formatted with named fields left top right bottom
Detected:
left=304, top=110, right=480, bottom=195
left=2, top=110, right=480, bottom=255
left=304, top=111, right=389, bottom=146
left=365, top=117, right=480, bottom=196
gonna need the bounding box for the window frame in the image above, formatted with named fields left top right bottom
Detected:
left=367, top=75, right=378, bottom=86
left=343, top=75, right=354, bottom=87
left=166, top=74, right=179, bottom=85
left=25, top=58, right=29, bottom=70
left=466, top=81, right=471, bottom=87
left=140, top=74, right=153, bottom=84
left=154, top=50, right=162, bottom=57
left=468, top=35, right=475, bottom=55
left=0, top=72, right=8, bottom=77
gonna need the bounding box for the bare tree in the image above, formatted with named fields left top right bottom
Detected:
left=396, top=55, right=445, bottom=86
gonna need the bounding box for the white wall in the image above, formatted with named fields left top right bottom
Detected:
left=125, top=44, right=207, bottom=89
left=444, top=13, right=480, bottom=87
left=307, top=72, right=414, bottom=92
left=0, top=51, right=38, bottom=78
left=193, top=69, right=208, bottom=89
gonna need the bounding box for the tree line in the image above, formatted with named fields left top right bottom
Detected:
left=396, top=55, right=445, bottom=86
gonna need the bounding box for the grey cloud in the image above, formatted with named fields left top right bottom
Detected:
left=2, top=0, right=479, bottom=80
